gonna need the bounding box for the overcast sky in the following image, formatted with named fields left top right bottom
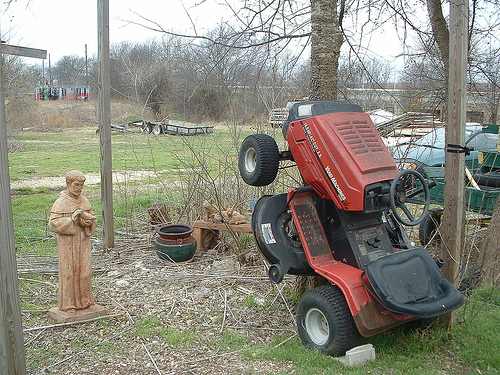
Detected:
left=0, top=0, right=423, bottom=72
left=2, top=0, right=230, bottom=62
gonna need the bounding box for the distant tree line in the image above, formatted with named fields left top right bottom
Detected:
left=4, top=13, right=499, bottom=125
left=30, top=32, right=311, bottom=124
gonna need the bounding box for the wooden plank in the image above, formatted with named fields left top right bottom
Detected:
left=0, top=43, right=47, bottom=59
left=441, top=0, right=468, bottom=326
left=192, top=220, right=252, bottom=251
left=98, top=0, right=114, bottom=249
left=192, top=220, right=252, bottom=233
left=0, top=39, right=27, bottom=375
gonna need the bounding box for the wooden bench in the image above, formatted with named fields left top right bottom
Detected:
left=191, top=220, right=253, bottom=251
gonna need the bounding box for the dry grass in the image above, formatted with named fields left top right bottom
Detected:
left=19, top=219, right=298, bottom=374
left=7, top=98, right=157, bottom=131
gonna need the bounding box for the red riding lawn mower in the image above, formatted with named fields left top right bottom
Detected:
left=238, top=100, right=464, bottom=356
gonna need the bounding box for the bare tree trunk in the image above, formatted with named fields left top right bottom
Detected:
left=294, top=0, right=343, bottom=295
left=426, top=0, right=450, bottom=122
left=478, top=198, right=500, bottom=286
left=309, top=0, right=342, bottom=100
left=427, top=0, right=450, bottom=82
left=488, top=88, right=500, bottom=123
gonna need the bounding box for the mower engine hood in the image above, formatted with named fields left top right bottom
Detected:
left=286, top=102, right=399, bottom=212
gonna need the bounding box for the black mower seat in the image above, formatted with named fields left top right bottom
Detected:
left=365, top=248, right=463, bottom=318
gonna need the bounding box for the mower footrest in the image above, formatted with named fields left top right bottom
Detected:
left=365, top=248, right=463, bottom=318
left=289, top=191, right=335, bottom=265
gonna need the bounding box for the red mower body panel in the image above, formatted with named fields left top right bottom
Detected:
left=287, top=189, right=415, bottom=337
left=287, top=112, right=399, bottom=211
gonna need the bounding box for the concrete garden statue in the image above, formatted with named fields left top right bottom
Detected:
left=48, top=170, right=107, bottom=322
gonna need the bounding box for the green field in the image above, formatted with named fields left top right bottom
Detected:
left=9, top=124, right=273, bottom=254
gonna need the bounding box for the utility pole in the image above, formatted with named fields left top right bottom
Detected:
left=441, top=0, right=468, bottom=326
left=0, top=40, right=47, bottom=375
left=85, top=44, right=89, bottom=88
left=48, top=53, right=52, bottom=86
left=98, top=0, right=115, bottom=249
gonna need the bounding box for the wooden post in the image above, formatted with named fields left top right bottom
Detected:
left=441, top=0, right=468, bottom=326
left=0, top=41, right=35, bottom=375
left=0, top=62, right=27, bottom=375
left=98, top=0, right=115, bottom=249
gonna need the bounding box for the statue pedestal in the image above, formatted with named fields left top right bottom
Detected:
left=48, top=304, right=108, bottom=323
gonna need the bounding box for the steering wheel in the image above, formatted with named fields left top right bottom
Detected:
left=390, top=169, right=430, bottom=226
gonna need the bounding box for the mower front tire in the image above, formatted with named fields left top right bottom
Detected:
left=239, top=134, right=280, bottom=186
left=297, top=284, right=362, bottom=356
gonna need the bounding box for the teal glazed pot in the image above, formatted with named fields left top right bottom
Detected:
left=154, top=224, right=197, bottom=263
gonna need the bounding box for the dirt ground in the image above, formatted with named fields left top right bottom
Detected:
left=19, top=233, right=298, bottom=374
left=10, top=170, right=164, bottom=190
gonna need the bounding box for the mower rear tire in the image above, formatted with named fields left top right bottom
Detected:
left=297, top=284, right=362, bottom=356
left=418, top=210, right=442, bottom=246
left=239, top=134, right=280, bottom=186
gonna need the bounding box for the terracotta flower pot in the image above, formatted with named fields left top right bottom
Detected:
left=154, top=224, right=196, bottom=263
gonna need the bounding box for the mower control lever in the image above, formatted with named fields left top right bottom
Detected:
left=279, top=150, right=293, bottom=161
left=287, top=186, right=314, bottom=206
left=366, top=236, right=381, bottom=248
left=406, top=180, right=436, bottom=199
left=293, top=186, right=314, bottom=194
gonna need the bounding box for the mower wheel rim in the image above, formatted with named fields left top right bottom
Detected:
left=244, top=148, right=257, bottom=173
left=305, top=307, right=329, bottom=346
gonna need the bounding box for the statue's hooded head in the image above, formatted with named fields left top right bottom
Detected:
left=65, top=170, right=86, bottom=198
left=65, top=170, right=86, bottom=186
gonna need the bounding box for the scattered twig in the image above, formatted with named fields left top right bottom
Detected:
left=263, top=260, right=296, bottom=323
left=143, top=341, right=162, bottom=375
left=219, top=289, right=228, bottom=333
left=200, top=323, right=295, bottom=333
left=190, top=295, right=198, bottom=311
left=18, top=277, right=57, bottom=287
left=168, top=347, right=250, bottom=369
left=23, top=313, right=125, bottom=333
left=41, top=326, right=135, bottom=372
left=110, top=297, right=135, bottom=324
left=110, top=296, right=162, bottom=373
left=169, top=300, right=177, bottom=315
left=24, top=327, right=47, bottom=347
left=272, top=333, right=298, bottom=349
